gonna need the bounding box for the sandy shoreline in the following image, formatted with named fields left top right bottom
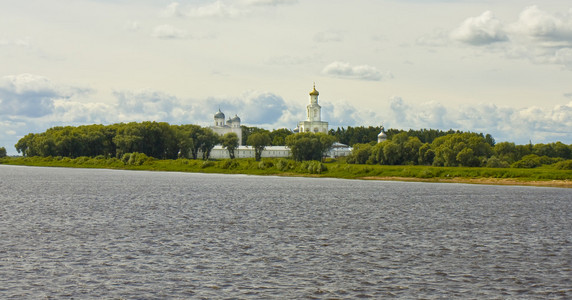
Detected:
left=360, top=176, right=572, bottom=188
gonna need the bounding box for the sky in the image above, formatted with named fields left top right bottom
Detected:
left=1, top=0, right=572, bottom=154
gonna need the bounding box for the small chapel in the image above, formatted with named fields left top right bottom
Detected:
left=294, top=84, right=329, bottom=134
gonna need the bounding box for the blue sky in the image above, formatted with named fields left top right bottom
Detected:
left=1, top=0, right=572, bottom=154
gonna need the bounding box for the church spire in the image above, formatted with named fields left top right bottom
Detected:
left=309, top=83, right=319, bottom=96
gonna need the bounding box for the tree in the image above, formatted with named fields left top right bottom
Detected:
left=247, top=132, right=271, bottom=161
left=15, top=133, right=34, bottom=156
left=174, top=124, right=203, bottom=159
left=285, top=132, right=335, bottom=161
left=456, top=148, right=479, bottom=167
left=241, top=126, right=270, bottom=146
left=347, top=143, right=373, bottom=164
left=430, top=133, right=493, bottom=167
left=0, top=147, right=6, bottom=158
left=198, top=128, right=219, bottom=160
left=494, top=142, right=517, bottom=163
left=269, top=128, right=293, bottom=146
left=418, top=143, right=434, bottom=165
left=221, top=132, right=239, bottom=159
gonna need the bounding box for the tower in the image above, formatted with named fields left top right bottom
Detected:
left=296, top=84, right=328, bottom=133
left=307, top=83, right=322, bottom=122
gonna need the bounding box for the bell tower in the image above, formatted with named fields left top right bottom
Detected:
left=307, top=83, right=321, bottom=122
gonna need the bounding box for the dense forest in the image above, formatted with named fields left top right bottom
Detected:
left=8, top=122, right=572, bottom=169
left=346, top=132, right=572, bottom=169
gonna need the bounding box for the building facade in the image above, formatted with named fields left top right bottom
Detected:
left=208, top=84, right=352, bottom=159
left=295, top=84, right=329, bottom=134
left=210, top=109, right=243, bottom=145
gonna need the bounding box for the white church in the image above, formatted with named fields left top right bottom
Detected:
left=208, top=84, right=354, bottom=159
left=210, top=109, right=243, bottom=145
left=294, top=83, right=329, bottom=134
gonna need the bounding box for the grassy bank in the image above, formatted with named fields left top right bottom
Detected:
left=1, top=156, right=571, bottom=188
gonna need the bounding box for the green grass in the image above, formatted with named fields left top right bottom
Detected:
left=2, top=156, right=571, bottom=184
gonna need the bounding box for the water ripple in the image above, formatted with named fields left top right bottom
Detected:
left=0, top=165, right=570, bottom=299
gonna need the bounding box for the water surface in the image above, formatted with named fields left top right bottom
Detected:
left=0, top=165, right=570, bottom=298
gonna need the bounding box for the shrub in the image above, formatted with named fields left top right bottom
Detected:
left=122, top=152, right=152, bottom=166
left=486, top=156, right=510, bottom=168
left=201, top=161, right=215, bottom=168
left=307, top=161, right=327, bottom=174
left=512, top=154, right=560, bottom=168
left=220, top=159, right=240, bottom=169
left=276, top=159, right=294, bottom=171
left=257, top=160, right=274, bottom=170
left=554, top=160, right=572, bottom=170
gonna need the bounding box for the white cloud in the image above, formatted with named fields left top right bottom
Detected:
left=161, top=2, right=182, bottom=18
left=510, top=6, right=572, bottom=44
left=185, top=1, right=244, bottom=18
left=152, top=24, right=186, bottom=39
left=160, top=0, right=297, bottom=20
left=322, top=61, right=391, bottom=81
left=208, top=91, right=289, bottom=125
left=123, top=21, right=140, bottom=31
left=52, top=100, right=114, bottom=124
left=382, top=97, right=572, bottom=144
left=451, top=11, right=508, bottom=45
left=419, top=6, right=572, bottom=69
left=314, top=30, right=343, bottom=43
left=416, top=29, right=449, bottom=47
left=0, top=74, right=76, bottom=117
left=241, top=0, right=297, bottom=6
left=0, top=37, right=31, bottom=48
left=113, top=89, right=187, bottom=122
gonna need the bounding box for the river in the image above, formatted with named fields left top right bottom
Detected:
left=0, top=165, right=570, bottom=298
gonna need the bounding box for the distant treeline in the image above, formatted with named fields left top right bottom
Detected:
left=15, top=122, right=217, bottom=159
left=328, top=126, right=495, bottom=145
left=13, top=122, right=485, bottom=160
left=346, top=132, right=572, bottom=169
left=14, top=122, right=296, bottom=160
left=11, top=122, right=572, bottom=169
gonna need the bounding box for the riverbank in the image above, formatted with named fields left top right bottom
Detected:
left=360, top=176, right=571, bottom=188
left=2, top=156, right=571, bottom=188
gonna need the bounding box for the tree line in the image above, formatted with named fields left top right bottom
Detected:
left=12, top=122, right=301, bottom=161
left=347, top=131, right=572, bottom=169
left=14, top=122, right=226, bottom=160
left=328, top=126, right=492, bottom=145
left=10, top=122, right=572, bottom=168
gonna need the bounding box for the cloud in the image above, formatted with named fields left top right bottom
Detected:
left=208, top=91, right=288, bottom=125
left=451, top=11, right=508, bottom=45
left=52, top=100, right=114, bottom=124
left=161, top=0, right=297, bottom=19
left=161, top=2, right=183, bottom=18
left=241, top=0, right=297, bottom=6
left=113, top=89, right=188, bottom=122
left=382, top=97, right=572, bottom=144
left=322, top=61, right=392, bottom=81
left=419, top=6, right=572, bottom=69
left=0, top=37, right=31, bottom=48
left=510, top=6, right=572, bottom=45
left=0, top=74, right=78, bottom=117
left=389, top=96, right=410, bottom=123
left=123, top=21, right=140, bottom=32
left=152, top=24, right=186, bottom=39
left=314, top=30, right=343, bottom=43
left=165, top=1, right=244, bottom=19
left=416, top=29, right=449, bottom=47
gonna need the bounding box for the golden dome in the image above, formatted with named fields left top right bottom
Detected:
left=309, top=83, right=319, bottom=96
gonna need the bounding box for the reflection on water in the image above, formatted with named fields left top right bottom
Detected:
left=0, top=165, right=571, bottom=298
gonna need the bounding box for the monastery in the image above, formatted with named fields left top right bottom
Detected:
left=208, top=84, right=366, bottom=159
